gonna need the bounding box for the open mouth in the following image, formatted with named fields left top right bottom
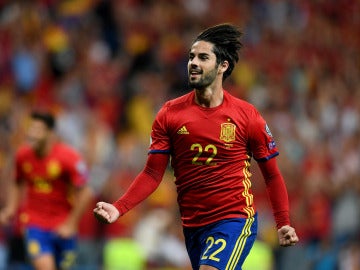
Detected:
left=189, top=70, right=201, bottom=79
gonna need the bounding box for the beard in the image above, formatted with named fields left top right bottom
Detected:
left=188, top=67, right=218, bottom=89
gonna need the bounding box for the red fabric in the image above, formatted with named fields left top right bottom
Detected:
left=112, top=91, right=290, bottom=229
left=15, top=142, right=88, bottom=230
left=149, top=90, right=279, bottom=227
left=112, top=153, right=169, bottom=215
left=258, top=158, right=290, bottom=229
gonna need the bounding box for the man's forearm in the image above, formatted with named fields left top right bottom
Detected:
left=258, top=158, right=290, bottom=228
left=67, top=185, right=94, bottom=226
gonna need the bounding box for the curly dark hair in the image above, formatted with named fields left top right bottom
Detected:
left=193, top=23, right=243, bottom=80
left=31, top=111, right=56, bottom=130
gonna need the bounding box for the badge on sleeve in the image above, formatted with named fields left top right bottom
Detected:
left=265, top=124, right=276, bottom=150
left=265, top=124, right=273, bottom=137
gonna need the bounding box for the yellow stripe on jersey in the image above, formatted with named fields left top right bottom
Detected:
left=242, top=159, right=255, bottom=217
left=225, top=217, right=255, bottom=270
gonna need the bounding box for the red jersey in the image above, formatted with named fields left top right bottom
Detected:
left=15, top=142, right=88, bottom=230
left=149, top=90, right=279, bottom=227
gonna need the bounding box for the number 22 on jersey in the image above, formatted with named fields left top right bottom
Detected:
left=190, top=143, right=218, bottom=166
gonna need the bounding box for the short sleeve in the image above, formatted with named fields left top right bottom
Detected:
left=248, top=109, right=279, bottom=162
left=65, top=150, right=89, bottom=187
left=149, top=103, right=171, bottom=154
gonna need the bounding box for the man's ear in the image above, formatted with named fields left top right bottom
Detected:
left=218, top=60, right=229, bottom=74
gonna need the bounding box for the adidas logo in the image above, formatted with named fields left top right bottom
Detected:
left=177, top=126, right=189, bottom=134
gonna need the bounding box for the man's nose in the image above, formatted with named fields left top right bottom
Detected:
left=189, top=60, right=199, bottom=68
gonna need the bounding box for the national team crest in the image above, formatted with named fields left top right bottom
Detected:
left=220, top=123, right=236, bottom=142
left=47, top=160, right=61, bottom=179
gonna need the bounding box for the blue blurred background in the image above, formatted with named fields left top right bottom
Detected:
left=0, top=0, right=359, bottom=269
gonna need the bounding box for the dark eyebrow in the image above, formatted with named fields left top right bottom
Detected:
left=198, top=53, right=210, bottom=57
left=188, top=52, right=210, bottom=57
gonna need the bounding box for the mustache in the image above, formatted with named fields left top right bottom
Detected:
left=189, top=69, right=202, bottom=74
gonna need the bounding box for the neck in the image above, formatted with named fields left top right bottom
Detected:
left=35, top=137, right=54, bottom=158
left=195, top=86, right=224, bottom=108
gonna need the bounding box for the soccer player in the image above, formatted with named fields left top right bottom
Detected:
left=0, top=111, right=93, bottom=270
left=94, top=24, right=299, bottom=270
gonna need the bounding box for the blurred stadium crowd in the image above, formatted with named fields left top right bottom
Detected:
left=0, top=0, right=359, bottom=269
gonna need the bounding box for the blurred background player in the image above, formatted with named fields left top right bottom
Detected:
left=0, top=111, right=93, bottom=270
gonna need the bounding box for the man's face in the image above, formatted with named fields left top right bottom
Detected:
left=187, top=40, right=219, bottom=89
left=26, top=119, right=50, bottom=151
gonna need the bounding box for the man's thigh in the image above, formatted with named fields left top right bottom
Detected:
left=25, top=227, right=76, bottom=269
left=185, top=215, right=258, bottom=270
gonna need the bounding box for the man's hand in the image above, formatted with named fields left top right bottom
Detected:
left=278, top=225, right=299, bottom=247
left=0, top=207, right=15, bottom=226
left=56, top=220, right=77, bottom=238
left=93, top=202, right=120, bottom=224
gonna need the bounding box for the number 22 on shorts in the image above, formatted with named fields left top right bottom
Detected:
left=201, top=236, right=227, bottom=262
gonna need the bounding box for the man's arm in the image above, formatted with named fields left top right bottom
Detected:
left=56, top=185, right=94, bottom=237
left=0, top=154, right=24, bottom=225
left=0, top=181, right=23, bottom=225
left=94, top=153, right=169, bottom=224
left=258, top=157, right=299, bottom=246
